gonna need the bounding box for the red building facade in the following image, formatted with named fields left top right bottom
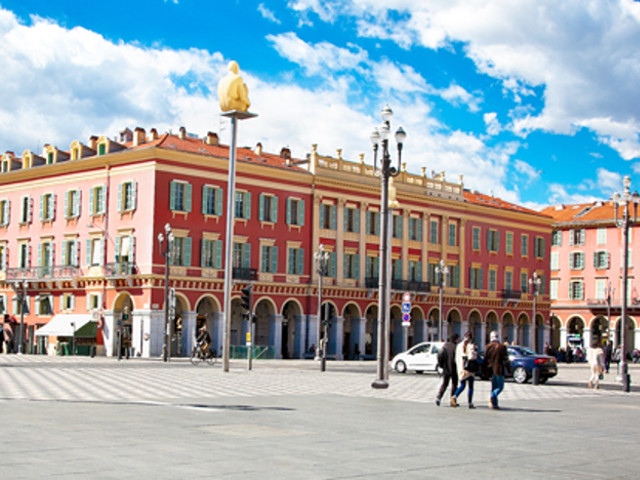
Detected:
left=0, top=126, right=552, bottom=358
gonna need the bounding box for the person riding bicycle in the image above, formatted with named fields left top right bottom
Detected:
left=196, top=326, right=212, bottom=358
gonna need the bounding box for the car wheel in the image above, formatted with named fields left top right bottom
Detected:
left=513, top=366, right=528, bottom=384
left=395, top=360, right=407, bottom=374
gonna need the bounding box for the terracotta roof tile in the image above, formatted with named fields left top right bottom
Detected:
left=463, top=190, right=547, bottom=217
left=541, top=201, right=616, bottom=225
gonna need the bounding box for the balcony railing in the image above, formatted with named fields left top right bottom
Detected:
left=233, top=268, right=257, bottom=281
left=501, top=289, right=522, bottom=300
left=391, top=279, right=431, bottom=293
left=105, top=262, right=137, bottom=277
left=5, top=265, right=80, bottom=281
left=365, top=277, right=379, bottom=289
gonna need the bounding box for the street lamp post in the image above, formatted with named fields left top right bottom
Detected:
left=370, top=105, right=406, bottom=390
left=529, top=272, right=541, bottom=350
left=612, top=175, right=639, bottom=393
left=11, top=281, right=27, bottom=354
left=314, top=244, right=330, bottom=371
left=606, top=282, right=614, bottom=342
left=435, top=260, right=449, bottom=342
left=157, top=223, right=174, bottom=363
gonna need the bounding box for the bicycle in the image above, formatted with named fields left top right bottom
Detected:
left=190, top=344, right=218, bottom=366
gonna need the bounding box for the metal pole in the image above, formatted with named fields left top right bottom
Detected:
left=18, top=282, right=25, bottom=354
left=322, top=296, right=329, bottom=372
left=222, top=114, right=238, bottom=373
left=621, top=202, right=630, bottom=392
left=162, top=242, right=170, bottom=362
left=247, top=320, right=253, bottom=371
left=438, top=279, right=443, bottom=342
left=315, top=250, right=323, bottom=362
left=372, top=142, right=390, bottom=389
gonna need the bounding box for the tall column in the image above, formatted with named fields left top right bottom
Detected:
left=357, top=317, right=367, bottom=360
left=294, top=314, right=306, bottom=359
left=528, top=323, right=535, bottom=351
left=479, top=322, right=487, bottom=352
left=337, top=198, right=346, bottom=284
left=331, top=316, right=344, bottom=360
left=583, top=327, right=592, bottom=351
left=308, top=314, right=320, bottom=353
left=270, top=314, right=283, bottom=359
left=103, top=310, right=116, bottom=357
left=212, top=311, right=224, bottom=354
left=560, top=326, right=568, bottom=348
left=181, top=310, right=197, bottom=357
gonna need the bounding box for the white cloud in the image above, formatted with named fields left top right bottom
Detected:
left=258, top=4, right=280, bottom=24
left=547, top=183, right=599, bottom=205
left=596, top=168, right=622, bottom=194
left=438, top=84, right=481, bottom=112
left=514, top=159, right=541, bottom=184
left=484, top=112, right=501, bottom=136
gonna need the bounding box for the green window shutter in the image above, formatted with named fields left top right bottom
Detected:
left=418, top=220, right=423, bottom=241
left=487, top=230, right=491, bottom=251
left=39, top=194, right=44, bottom=221
left=216, top=187, right=223, bottom=215
left=319, top=205, right=325, bottom=229
left=244, top=192, right=251, bottom=219
left=85, top=239, right=91, bottom=266
left=61, top=241, right=67, bottom=266
left=329, top=252, right=336, bottom=278
left=288, top=248, right=295, bottom=274
left=63, top=192, right=69, bottom=219
left=297, top=248, right=304, bottom=275
left=469, top=267, right=475, bottom=288
left=114, top=236, right=121, bottom=262
left=408, top=219, right=414, bottom=240
left=298, top=199, right=305, bottom=226
left=201, top=239, right=207, bottom=266
left=215, top=240, right=223, bottom=268
left=271, top=196, right=278, bottom=223
left=117, top=183, right=123, bottom=212
left=330, top=205, right=337, bottom=230
left=74, top=190, right=81, bottom=217
left=259, top=194, right=265, bottom=221
left=270, top=246, right=278, bottom=273
left=398, top=216, right=403, bottom=238
left=354, top=253, right=360, bottom=279
left=184, top=237, right=192, bottom=266
left=131, top=182, right=137, bottom=211
left=344, top=208, right=349, bottom=231
left=366, top=211, right=370, bottom=235
left=185, top=183, right=192, bottom=212
left=286, top=198, right=291, bottom=225
left=261, top=245, right=268, bottom=272
left=99, top=187, right=106, bottom=213
left=416, top=261, right=422, bottom=281
left=98, top=239, right=105, bottom=266
left=569, top=231, right=574, bottom=246
left=343, top=253, right=348, bottom=278
left=202, top=186, right=208, bottom=214
left=169, top=181, right=176, bottom=210
left=354, top=208, right=360, bottom=233
left=243, top=243, right=251, bottom=268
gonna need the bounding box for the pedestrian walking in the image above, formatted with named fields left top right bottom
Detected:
left=452, top=331, right=478, bottom=409
left=603, top=340, right=612, bottom=374
left=435, top=332, right=460, bottom=407
left=586, top=339, right=605, bottom=389
left=484, top=330, right=510, bottom=410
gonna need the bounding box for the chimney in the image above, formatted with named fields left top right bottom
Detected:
left=179, top=126, right=187, bottom=140
left=88, top=136, right=98, bottom=150
left=204, top=132, right=219, bottom=146
left=133, top=127, right=146, bottom=147
left=149, top=128, right=158, bottom=140
left=254, top=142, right=263, bottom=155
left=280, top=147, right=291, bottom=160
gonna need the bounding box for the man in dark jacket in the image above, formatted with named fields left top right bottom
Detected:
left=435, top=332, right=460, bottom=407
left=485, top=330, right=510, bottom=409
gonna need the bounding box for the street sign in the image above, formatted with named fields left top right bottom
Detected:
left=402, top=292, right=411, bottom=302
left=402, top=302, right=411, bottom=314
left=402, top=313, right=410, bottom=326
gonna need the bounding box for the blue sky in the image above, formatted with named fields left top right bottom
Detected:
left=1, top=0, right=640, bottom=209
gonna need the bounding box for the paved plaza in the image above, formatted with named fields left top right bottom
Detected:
left=1, top=356, right=639, bottom=479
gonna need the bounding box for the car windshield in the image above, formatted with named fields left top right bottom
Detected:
left=509, top=346, right=536, bottom=356
left=411, top=344, right=430, bottom=354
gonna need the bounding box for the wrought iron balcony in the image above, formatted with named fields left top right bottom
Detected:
left=501, top=289, right=522, bottom=300
left=233, top=268, right=257, bottom=281
left=365, top=277, right=379, bottom=289
left=105, top=262, right=137, bottom=277
left=5, top=265, right=80, bottom=281
left=391, top=279, right=431, bottom=293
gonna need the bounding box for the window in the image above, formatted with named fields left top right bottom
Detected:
left=40, top=193, right=56, bottom=222
left=487, top=229, right=499, bottom=252
left=118, top=181, right=137, bottom=212
left=0, top=294, right=6, bottom=314
left=36, top=294, right=53, bottom=316
left=169, top=181, right=192, bottom=213
left=505, top=271, right=513, bottom=291
left=235, top=191, right=251, bottom=219
left=344, top=206, right=360, bottom=233
left=392, top=214, right=403, bottom=239
left=570, top=252, right=585, bottom=270
left=506, top=232, right=514, bottom=255
left=594, top=250, right=610, bottom=269
left=261, top=245, right=278, bottom=273
left=448, top=223, right=457, bottom=247
left=87, top=293, right=102, bottom=311
left=365, top=256, right=379, bottom=279
left=366, top=210, right=379, bottom=236
left=286, top=198, right=305, bottom=226
left=521, top=272, right=528, bottom=293
left=202, top=185, right=223, bottom=216
left=550, top=279, right=559, bottom=300
left=18, top=243, right=30, bottom=269
left=98, top=143, right=106, bottom=156
left=407, top=260, right=422, bottom=281
left=319, top=203, right=336, bottom=230
left=472, top=227, right=481, bottom=250
left=597, top=228, right=607, bottom=246
left=64, top=190, right=81, bottom=219
left=534, top=237, right=546, bottom=258
left=469, top=267, right=483, bottom=290
left=550, top=251, right=559, bottom=270
left=0, top=244, right=6, bottom=271
left=13, top=294, right=29, bottom=315
left=62, top=293, right=75, bottom=311
left=447, top=265, right=459, bottom=288
left=0, top=199, right=9, bottom=226
left=37, top=241, right=54, bottom=276
left=201, top=239, right=222, bottom=269
left=489, top=269, right=497, bottom=291
left=569, top=280, right=584, bottom=300
left=170, top=236, right=192, bottom=266
left=20, top=196, right=32, bottom=224
left=595, top=278, right=607, bottom=300
left=392, top=259, right=402, bottom=280
left=232, top=242, right=251, bottom=269
left=428, top=262, right=438, bottom=285
left=551, top=230, right=562, bottom=247
left=287, top=247, right=304, bottom=275
left=61, top=240, right=80, bottom=267
left=89, top=186, right=107, bottom=215
left=86, top=238, right=105, bottom=266
left=259, top=194, right=278, bottom=223
left=114, top=235, right=135, bottom=273
left=46, top=152, right=54, bottom=164
left=408, top=217, right=422, bottom=241
left=429, top=220, right=439, bottom=244
left=521, top=234, right=529, bottom=257
left=569, top=229, right=586, bottom=246
left=343, top=252, right=359, bottom=279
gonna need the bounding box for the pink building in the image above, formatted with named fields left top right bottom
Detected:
left=543, top=201, right=640, bottom=355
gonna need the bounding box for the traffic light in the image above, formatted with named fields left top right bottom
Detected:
left=241, top=285, right=253, bottom=314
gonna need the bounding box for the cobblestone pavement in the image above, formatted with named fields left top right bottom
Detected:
left=0, top=355, right=636, bottom=405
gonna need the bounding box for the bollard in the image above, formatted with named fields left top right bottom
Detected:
left=532, top=366, right=540, bottom=385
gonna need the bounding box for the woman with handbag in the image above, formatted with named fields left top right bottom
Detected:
left=587, top=339, right=605, bottom=389
left=451, top=331, right=478, bottom=409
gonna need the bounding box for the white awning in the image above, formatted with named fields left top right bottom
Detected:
left=35, top=314, right=93, bottom=337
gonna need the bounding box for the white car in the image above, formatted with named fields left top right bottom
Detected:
left=391, top=342, right=444, bottom=374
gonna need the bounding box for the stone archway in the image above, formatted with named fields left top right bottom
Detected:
left=364, top=304, right=378, bottom=358
left=486, top=311, right=499, bottom=346
left=590, top=316, right=609, bottom=347
left=282, top=299, right=304, bottom=359
left=410, top=306, right=426, bottom=344
left=254, top=297, right=277, bottom=357
left=195, top=296, right=220, bottom=354
left=342, top=303, right=362, bottom=360
left=615, top=316, right=636, bottom=357
left=170, top=295, right=189, bottom=357
left=447, top=308, right=462, bottom=340
left=390, top=305, right=404, bottom=357
left=113, top=293, right=134, bottom=358
left=517, top=312, right=530, bottom=348
left=502, top=312, right=515, bottom=345
left=468, top=310, right=482, bottom=350
left=551, top=316, right=561, bottom=349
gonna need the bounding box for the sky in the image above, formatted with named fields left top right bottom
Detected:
left=1, top=0, right=640, bottom=210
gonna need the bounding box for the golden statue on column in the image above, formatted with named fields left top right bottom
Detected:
left=218, top=61, right=251, bottom=112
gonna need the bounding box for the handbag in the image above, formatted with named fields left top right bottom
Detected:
left=463, top=356, right=480, bottom=373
